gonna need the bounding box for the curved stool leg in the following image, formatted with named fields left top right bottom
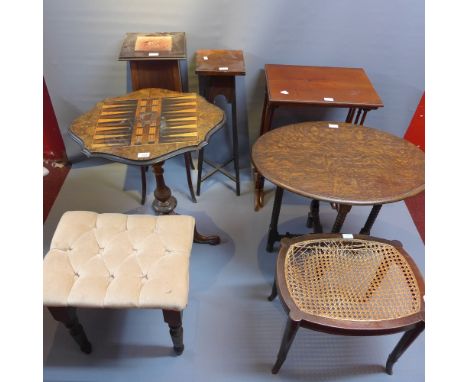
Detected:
left=331, top=204, right=352, bottom=233
left=163, top=309, right=184, bottom=355
left=386, top=322, right=425, bottom=375
left=48, top=307, right=92, bottom=354
left=272, top=317, right=300, bottom=374
left=268, top=277, right=277, bottom=301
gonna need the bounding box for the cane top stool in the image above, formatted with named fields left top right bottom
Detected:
left=44, top=211, right=195, bottom=355
left=270, top=233, right=424, bottom=375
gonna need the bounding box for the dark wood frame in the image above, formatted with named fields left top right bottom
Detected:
left=48, top=307, right=185, bottom=355
left=269, top=234, right=425, bottom=375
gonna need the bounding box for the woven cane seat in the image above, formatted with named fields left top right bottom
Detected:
left=43, top=211, right=195, bottom=310
left=284, top=238, right=421, bottom=322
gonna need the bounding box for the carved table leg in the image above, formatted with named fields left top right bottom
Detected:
left=272, top=316, right=300, bottom=374
left=266, top=186, right=284, bottom=252
left=386, top=322, right=425, bottom=375
left=232, top=81, right=241, bottom=196
left=152, top=161, right=177, bottom=214
left=48, top=306, right=92, bottom=354
left=162, top=309, right=184, bottom=355
left=193, top=225, right=221, bottom=245
left=306, top=199, right=323, bottom=232
left=331, top=204, right=352, bottom=233
left=140, top=166, right=147, bottom=205
left=268, top=276, right=278, bottom=301
left=360, top=204, right=383, bottom=235
left=254, top=95, right=276, bottom=211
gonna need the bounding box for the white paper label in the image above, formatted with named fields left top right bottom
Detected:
left=342, top=234, right=354, bottom=239
left=280, top=90, right=289, bottom=95
left=203, top=56, right=208, bottom=60
left=137, top=152, right=150, bottom=158
left=323, top=97, right=334, bottom=102
left=328, top=123, right=339, bottom=128
left=148, top=52, right=159, bottom=57
left=219, top=66, right=229, bottom=71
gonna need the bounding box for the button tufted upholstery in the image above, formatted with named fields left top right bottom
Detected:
left=43, top=211, right=195, bottom=310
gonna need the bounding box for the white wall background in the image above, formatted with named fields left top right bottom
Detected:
left=44, top=0, right=424, bottom=166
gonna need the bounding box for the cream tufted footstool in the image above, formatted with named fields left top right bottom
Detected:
left=43, top=211, right=195, bottom=355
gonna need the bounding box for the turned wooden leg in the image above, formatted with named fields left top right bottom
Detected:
left=331, top=204, right=352, bottom=233
left=360, top=204, right=383, bottom=235
left=162, top=309, right=184, bottom=355
left=272, top=316, right=300, bottom=374
left=386, top=322, right=425, bottom=375
left=267, top=186, right=284, bottom=252
left=306, top=199, right=323, bottom=232
left=184, top=152, right=197, bottom=203
left=140, top=166, right=147, bottom=205
left=48, top=306, right=92, bottom=354
left=152, top=161, right=177, bottom=214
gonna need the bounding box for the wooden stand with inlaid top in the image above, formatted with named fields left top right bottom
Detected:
left=69, top=88, right=226, bottom=245
left=195, top=50, right=245, bottom=196
left=119, top=32, right=196, bottom=204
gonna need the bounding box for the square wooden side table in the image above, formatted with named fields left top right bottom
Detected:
left=119, top=32, right=196, bottom=203
left=254, top=64, right=384, bottom=211
left=195, top=49, right=246, bottom=196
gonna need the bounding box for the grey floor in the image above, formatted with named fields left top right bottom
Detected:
left=43, top=156, right=425, bottom=382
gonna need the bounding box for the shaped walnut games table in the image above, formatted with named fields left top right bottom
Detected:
left=69, top=88, right=225, bottom=245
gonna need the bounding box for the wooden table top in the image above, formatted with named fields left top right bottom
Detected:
left=119, top=32, right=187, bottom=60
left=69, top=88, right=225, bottom=165
left=195, top=50, right=246, bottom=76
left=265, top=64, right=383, bottom=108
left=251, top=122, right=424, bottom=205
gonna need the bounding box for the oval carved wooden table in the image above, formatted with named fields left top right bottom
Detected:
left=69, top=88, right=226, bottom=245
left=251, top=121, right=425, bottom=251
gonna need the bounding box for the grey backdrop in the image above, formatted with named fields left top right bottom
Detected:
left=44, top=0, right=424, bottom=167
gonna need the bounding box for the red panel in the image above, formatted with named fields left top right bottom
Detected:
left=404, top=93, right=425, bottom=151
left=43, top=78, right=67, bottom=161
left=404, top=92, right=425, bottom=243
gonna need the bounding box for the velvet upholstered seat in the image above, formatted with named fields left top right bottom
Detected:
left=43, top=211, right=195, bottom=355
